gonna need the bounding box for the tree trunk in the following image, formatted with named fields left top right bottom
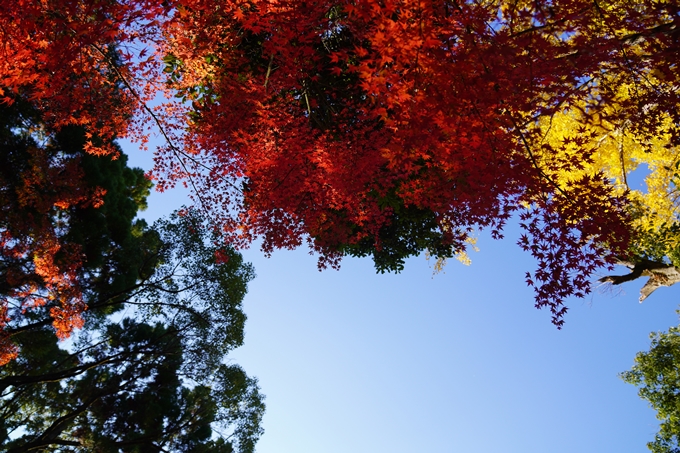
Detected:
left=599, top=259, right=680, bottom=302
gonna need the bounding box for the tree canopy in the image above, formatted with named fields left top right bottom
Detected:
left=0, top=95, right=157, bottom=364
left=622, top=317, right=680, bottom=453
left=0, top=93, right=263, bottom=451
left=0, top=202, right=264, bottom=451
left=2, top=0, right=679, bottom=327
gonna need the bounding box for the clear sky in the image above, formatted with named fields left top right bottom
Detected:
left=126, top=141, right=673, bottom=453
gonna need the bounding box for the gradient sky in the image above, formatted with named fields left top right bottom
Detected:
left=126, top=141, right=673, bottom=453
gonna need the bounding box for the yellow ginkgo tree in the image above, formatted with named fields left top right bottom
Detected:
left=535, top=78, right=680, bottom=301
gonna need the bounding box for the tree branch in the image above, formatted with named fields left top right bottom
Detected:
left=599, top=258, right=680, bottom=302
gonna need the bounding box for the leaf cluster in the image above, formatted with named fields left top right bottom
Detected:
left=622, top=318, right=680, bottom=453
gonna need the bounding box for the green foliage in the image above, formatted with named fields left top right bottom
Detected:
left=0, top=112, right=263, bottom=450
left=621, top=319, right=680, bottom=453
left=0, top=99, right=157, bottom=326
left=338, top=200, right=459, bottom=273
left=0, top=211, right=264, bottom=452
left=127, top=210, right=255, bottom=376
left=0, top=48, right=263, bottom=452
left=55, top=125, right=155, bottom=303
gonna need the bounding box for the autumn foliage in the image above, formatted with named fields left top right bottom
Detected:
left=0, top=103, right=95, bottom=364
left=1, top=0, right=679, bottom=361
left=0, top=0, right=164, bottom=363
left=159, top=0, right=678, bottom=325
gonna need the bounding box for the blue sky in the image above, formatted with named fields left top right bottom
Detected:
left=126, top=142, right=673, bottom=453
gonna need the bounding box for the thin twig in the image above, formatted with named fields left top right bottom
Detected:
left=89, top=44, right=243, bottom=211
left=264, top=54, right=274, bottom=90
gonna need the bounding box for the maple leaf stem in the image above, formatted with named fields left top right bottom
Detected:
left=264, top=54, right=274, bottom=91
left=304, top=90, right=311, bottom=117
left=301, top=86, right=324, bottom=129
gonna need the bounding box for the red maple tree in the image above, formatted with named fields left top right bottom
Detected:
left=1, top=0, right=677, bottom=359
left=159, top=0, right=677, bottom=325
